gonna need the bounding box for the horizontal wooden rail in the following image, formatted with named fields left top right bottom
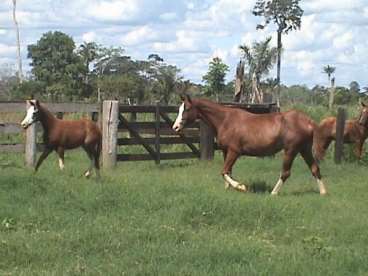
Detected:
left=119, top=105, right=178, bottom=113
left=118, top=128, right=199, bottom=136
left=117, top=152, right=197, bottom=162
left=118, top=136, right=200, bottom=146
left=0, top=102, right=100, bottom=113
left=0, top=123, right=22, bottom=134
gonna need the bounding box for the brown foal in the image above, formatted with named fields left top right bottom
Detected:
left=173, top=95, right=327, bottom=195
left=21, top=100, right=101, bottom=178
left=314, top=102, right=368, bottom=161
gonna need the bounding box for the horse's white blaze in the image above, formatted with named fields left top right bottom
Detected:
left=21, top=105, right=37, bottom=128
left=271, top=178, right=284, bottom=195
left=58, top=158, right=65, bottom=170
left=172, top=103, right=185, bottom=132
left=317, top=178, right=327, bottom=195
left=224, top=174, right=246, bottom=192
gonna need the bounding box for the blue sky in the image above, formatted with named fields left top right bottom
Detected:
left=0, top=0, right=368, bottom=88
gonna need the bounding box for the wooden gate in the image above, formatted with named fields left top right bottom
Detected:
left=101, top=101, right=277, bottom=168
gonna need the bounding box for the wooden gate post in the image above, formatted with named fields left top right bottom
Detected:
left=25, top=101, right=37, bottom=167
left=155, top=101, right=161, bottom=164
left=200, top=120, right=214, bottom=160
left=335, top=107, right=346, bottom=164
left=102, top=100, right=119, bottom=169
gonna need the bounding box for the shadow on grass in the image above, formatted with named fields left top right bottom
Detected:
left=246, top=180, right=273, bottom=194
left=290, top=188, right=320, bottom=196
left=158, top=160, right=196, bottom=169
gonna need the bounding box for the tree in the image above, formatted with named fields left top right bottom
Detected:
left=239, top=37, right=278, bottom=103
left=150, top=64, right=182, bottom=104
left=349, top=81, right=360, bottom=94
left=28, top=31, right=85, bottom=100
left=253, top=0, right=303, bottom=107
left=323, top=65, right=336, bottom=109
left=12, top=0, right=23, bottom=83
left=77, top=42, right=98, bottom=98
left=202, top=57, right=229, bottom=102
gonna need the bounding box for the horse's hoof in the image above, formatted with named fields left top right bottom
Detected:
left=84, top=171, right=91, bottom=178
left=320, top=191, right=328, bottom=196
left=236, top=185, right=247, bottom=193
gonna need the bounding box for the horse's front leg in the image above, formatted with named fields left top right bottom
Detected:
left=271, top=149, right=297, bottom=195
left=35, top=147, right=53, bottom=172
left=354, top=141, right=364, bottom=159
left=222, top=150, right=246, bottom=192
left=57, top=147, right=65, bottom=170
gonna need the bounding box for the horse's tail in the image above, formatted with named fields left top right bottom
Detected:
left=312, top=123, right=328, bottom=162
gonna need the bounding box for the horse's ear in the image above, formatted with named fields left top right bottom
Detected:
left=186, top=94, right=192, bottom=104
left=34, top=100, right=40, bottom=108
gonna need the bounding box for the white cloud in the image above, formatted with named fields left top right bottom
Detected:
left=121, top=25, right=159, bottom=46
left=82, top=31, right=97, bottom=43
left=86, top=0, right=139, bottom=22
left=0, top=0, right=367, bottom=88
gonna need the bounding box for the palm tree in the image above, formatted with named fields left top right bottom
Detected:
left=78, top=42, right=98, bottom=85
left=12, top=0, right=23, bottom=83
left=323, top=65, right=336, bottom=109
left=253, top=0, right=304, bottom=107
left=239, top=37, right=278, bottom=103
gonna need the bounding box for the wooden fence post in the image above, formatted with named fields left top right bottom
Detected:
left=200, top=120, right=214, bottom=160
left=155, top=101, right=161, bottom=164
left=102, top=100, right=119, bottom=169
left=25, top=101, right=37, bottom=167
left=335, top=107, right=346, bottom=164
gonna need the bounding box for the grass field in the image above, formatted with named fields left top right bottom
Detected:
left=1, top=150, right=368, bottom=275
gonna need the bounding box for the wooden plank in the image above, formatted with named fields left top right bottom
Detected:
left=117, top=152, right=197, bottom=162
left=0, top=102, right=100, bottom=113
left=159, top=111, right=200, bottom=157
left=118, top=113, right=158, bottom=160
left=0, top=144, right=24, bottom=152
left=335, top=108, right=346, bottom=164
left=0, top=123, right=22, bottom=134
left=200, top=120, right=215, bottom=160
left=119, top=128, right=199, bottom=136
left=119, top=105, right=178, bottom=113
left=0, top=102, right=25, bottom=112
left=155, top=102, right=160, bottom=164
left=118, top=121, right=200, bottom=130
left=117, top=137, right=200, bottom=146
left=117, top=154, right=155, bottom=161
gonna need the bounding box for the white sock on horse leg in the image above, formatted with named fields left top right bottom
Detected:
left=84, top=159, right=94, bottom=178
left=59, top=158, right=64, bottom=170
left=271, top=178, right=284, bottom=195
left=316, top=178, right=327, bottom=195
left=223, top=174, right=246, bottom=192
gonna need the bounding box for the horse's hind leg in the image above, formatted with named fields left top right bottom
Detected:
left=222, top=150, right=229, bottom=189
left=82, top=146, right=94, bottom=178
left=56, top=147, right=65, bottom=170
left=271, top=149, right=297, bottom=195
left=300, top=146, right=327, bottom=195
left=222, top=150, right=246, bottom=192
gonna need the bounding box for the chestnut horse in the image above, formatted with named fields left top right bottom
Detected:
left=173, top=95, right=327, bottom=195
left=21, top=100, right=101, bottom=178
left=313, top=102, right=368, bottom=161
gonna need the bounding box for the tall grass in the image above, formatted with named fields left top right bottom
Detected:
left=1, top=151, right=368, bottom=275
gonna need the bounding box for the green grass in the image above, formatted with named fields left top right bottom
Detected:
left=1, top=151, right=368, bottom=275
